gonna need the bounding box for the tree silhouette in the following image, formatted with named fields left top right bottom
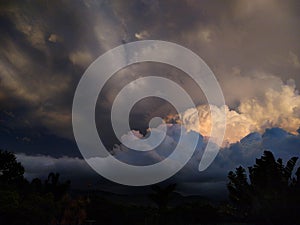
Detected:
left=0, top=150, right=24, bottom=184
left=45, top=172, right=70, bottom=200
left=46, top=172, right=60, bottom=186
left=227, top=166, right=252, bottom=218
left=227, top=150, right=300, bottom=224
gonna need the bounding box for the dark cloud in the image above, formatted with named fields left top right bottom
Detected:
left=0, top=1, right=299, bottom=188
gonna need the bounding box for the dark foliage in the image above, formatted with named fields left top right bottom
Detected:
left=228, top=150, right=300, bottom=224
left=0, top=150, right=24, bottom=184
left=1, top=148, right=300, bottom=224
left=0, top=149, right=72, bottom=225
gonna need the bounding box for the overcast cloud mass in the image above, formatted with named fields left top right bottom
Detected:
left=1, top=0, right=300, bottom=195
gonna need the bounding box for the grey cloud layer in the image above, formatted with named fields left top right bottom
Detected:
left=16, top=125, right=300, bottom=197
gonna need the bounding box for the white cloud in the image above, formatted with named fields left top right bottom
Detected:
left=179, top=105, right=254, bottom=145
left=289, top=51, right=300, bottom=68
left=69, top=51, right=93, bottom=67
left=135, top=30, right=149, bottom=40
left=167, top=77, right=300, bottom=145
left=48, top=34, right=63, bottom=43
left=238, top=79, right=300, bottom=133
left=199, top=29, right=212, bottom=43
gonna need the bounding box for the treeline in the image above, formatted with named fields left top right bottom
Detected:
left=0, top=150, right=85, bottom=225
left=1, top=149, right=300, bottom=225
left=227, top=150, right=300, bottom=224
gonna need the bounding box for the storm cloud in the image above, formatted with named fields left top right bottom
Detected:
left=0, top=0, right=300, bottom=196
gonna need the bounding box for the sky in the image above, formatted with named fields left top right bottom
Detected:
left=1, top=0, right=300, bottom=196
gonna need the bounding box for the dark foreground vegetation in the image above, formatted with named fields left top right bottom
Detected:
left=0, top=149, right=300, bottom=225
